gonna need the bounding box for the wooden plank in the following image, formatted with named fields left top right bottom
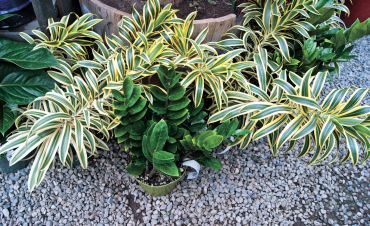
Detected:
left=31, top=0, right=57, bottom=31
left=56, top=0, right=81, bottom=16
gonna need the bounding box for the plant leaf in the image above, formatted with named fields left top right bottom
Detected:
left=0, top=70, right=55, bottom=104
left=0, top=103, right=18, bottom=136
left=0, top=38, right=58, bottom=69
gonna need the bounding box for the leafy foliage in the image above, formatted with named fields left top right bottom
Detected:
left=0, top=69, right=55, bottom=104
left=113, top=67, right=233, bottom=178
left=20, top=14, right=102, bottom=61
left=210, top=69, right=370, bottom=164
left=0, top=39, right=58, bottom=137
left=112, top=76, right=148, bottom=153
left=0, top=0, right=369, bottom=192
left=0, top=13, right=109, bottom=191
left=0, top=72, right=111, bottom=190
left=0, top=38, right=58, bottom=69
left=0, top=103, right=17, bottom=136
left=208, top=0, right=370, bottom=165
left=290, top=18, right=370, bottom=74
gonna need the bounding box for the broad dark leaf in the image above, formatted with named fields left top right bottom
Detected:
left=153, top=161, right=179, bottom=177
left=0, top=70, right=55, bottom=104
left=199, top=157, right=222, bottom=171
left=126, top=159, right=146, bottom=176
left=0, top=62, right=20, bottom=82
left=153, top=150, right=175, bottom=164
left=0, top=103, right=18, bottom=136
left=0, top=38, right=58, bottom=69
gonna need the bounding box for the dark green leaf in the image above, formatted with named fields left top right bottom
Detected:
left=168, top=97, right=190, bottom=111
left=0, top=38, right=58, bottom=69
left=122, top=76, right=134, bottom=99
left=199, top=157, right=222, bottom=171
left=153, top=150, right=175, bottom=164
left=126, top=159, right=146, bottom=176
left=153, top=161, right=179, bottom=177
left=128, top=98, right=147, bottom=115
left=202, top=135, right=224, bottom=150
left=0, top=70, right=55, bottom=104
left=127, top=86, right=142, bottom=107
left=0, top=103, right=18, bottom=136
left=150, top=86, right=167, bottom=101
left=168, top=85, right=185, bottom=101
left=149, top=120, right=168, bottom=152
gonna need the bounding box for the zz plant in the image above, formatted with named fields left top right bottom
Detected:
left=112, top=66, right=238, bottom=179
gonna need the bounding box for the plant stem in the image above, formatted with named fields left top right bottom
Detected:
left=148, top=168, right=156, bottom=178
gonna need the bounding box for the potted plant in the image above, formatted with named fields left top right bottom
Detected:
left=111, top=66, right=243, bottom=196
left=0, top=0, right=368, bottom=193
left=0, top=1, right=247, bottom=191
left=78, top=0, right=241, bottom=41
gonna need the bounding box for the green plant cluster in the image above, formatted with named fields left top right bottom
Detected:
left=113, top=66, right=239, bottom=177
left=0, top=38, right=58, bottom=140
left=0, top=0, right=369, bottom=191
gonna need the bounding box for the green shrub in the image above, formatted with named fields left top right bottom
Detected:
left=210, top=0, right=370, bottom=164
left=113, top=66, right=239, bottom=178
left=0, top=0, right=368, bottom=191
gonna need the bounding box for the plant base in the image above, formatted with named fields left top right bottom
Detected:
left=136, top=172, right=186, bottom=196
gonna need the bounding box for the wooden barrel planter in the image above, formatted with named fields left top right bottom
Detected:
left=78, top=0, right=236, bottom=42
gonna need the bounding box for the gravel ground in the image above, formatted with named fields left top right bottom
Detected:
left=1, top=36, right=370, bottom=226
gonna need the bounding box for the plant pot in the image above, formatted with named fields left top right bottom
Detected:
left=0, top=0, right=35, bottom=29
left=343, top=0, right=370, bottom=26
left=0, top=154, right=31, bottom=173
left=136, top=171, right=186, bottom=196
left=78, top=0, right=236, bottom=42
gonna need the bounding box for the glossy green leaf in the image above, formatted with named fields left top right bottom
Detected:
left=0, top=38, right=58, bottom=69
left=153, top=150, right=175, bottom=164
left=0, top=103, right=18, bottom=136
left=153, top=161, right=179, bottom=177
left=0, top=70, right=55, bottom=104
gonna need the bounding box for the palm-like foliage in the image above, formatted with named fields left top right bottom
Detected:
left=0, top=0, right=247, bottom=190
left=209, top=69, right=370, bottom=164
left=103, top=0, right=252, bottom=109
left=0, top=78, right=111, bottom=190
left=20, top=14, right=102, bottom=61
left=208, top=0, right=369, bottom=165
left=0, top=13, right=111, bottom=191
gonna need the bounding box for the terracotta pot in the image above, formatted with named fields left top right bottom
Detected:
left=136, top=172, right=186, bottom=196
left=78, top=0, right=236, bottom=42
left=343, top=0, right=370, bottom=26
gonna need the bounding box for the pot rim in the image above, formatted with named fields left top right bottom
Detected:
left=80, top=0, right=236, bottom=23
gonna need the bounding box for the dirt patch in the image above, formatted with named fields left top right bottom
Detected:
left=127, top=193, right=143, bottom=223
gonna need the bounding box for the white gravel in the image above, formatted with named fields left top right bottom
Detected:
left=1, top=36, right=369, bottom=225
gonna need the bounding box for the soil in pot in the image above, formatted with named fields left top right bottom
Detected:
left=100, top=0, right=244, bottom=19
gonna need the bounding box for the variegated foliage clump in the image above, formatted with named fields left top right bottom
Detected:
left=0, top=0, right=251, bottom=190
left=210, top=0, right=370, bottom=164
left=0, top=0, right=369, bottom=191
